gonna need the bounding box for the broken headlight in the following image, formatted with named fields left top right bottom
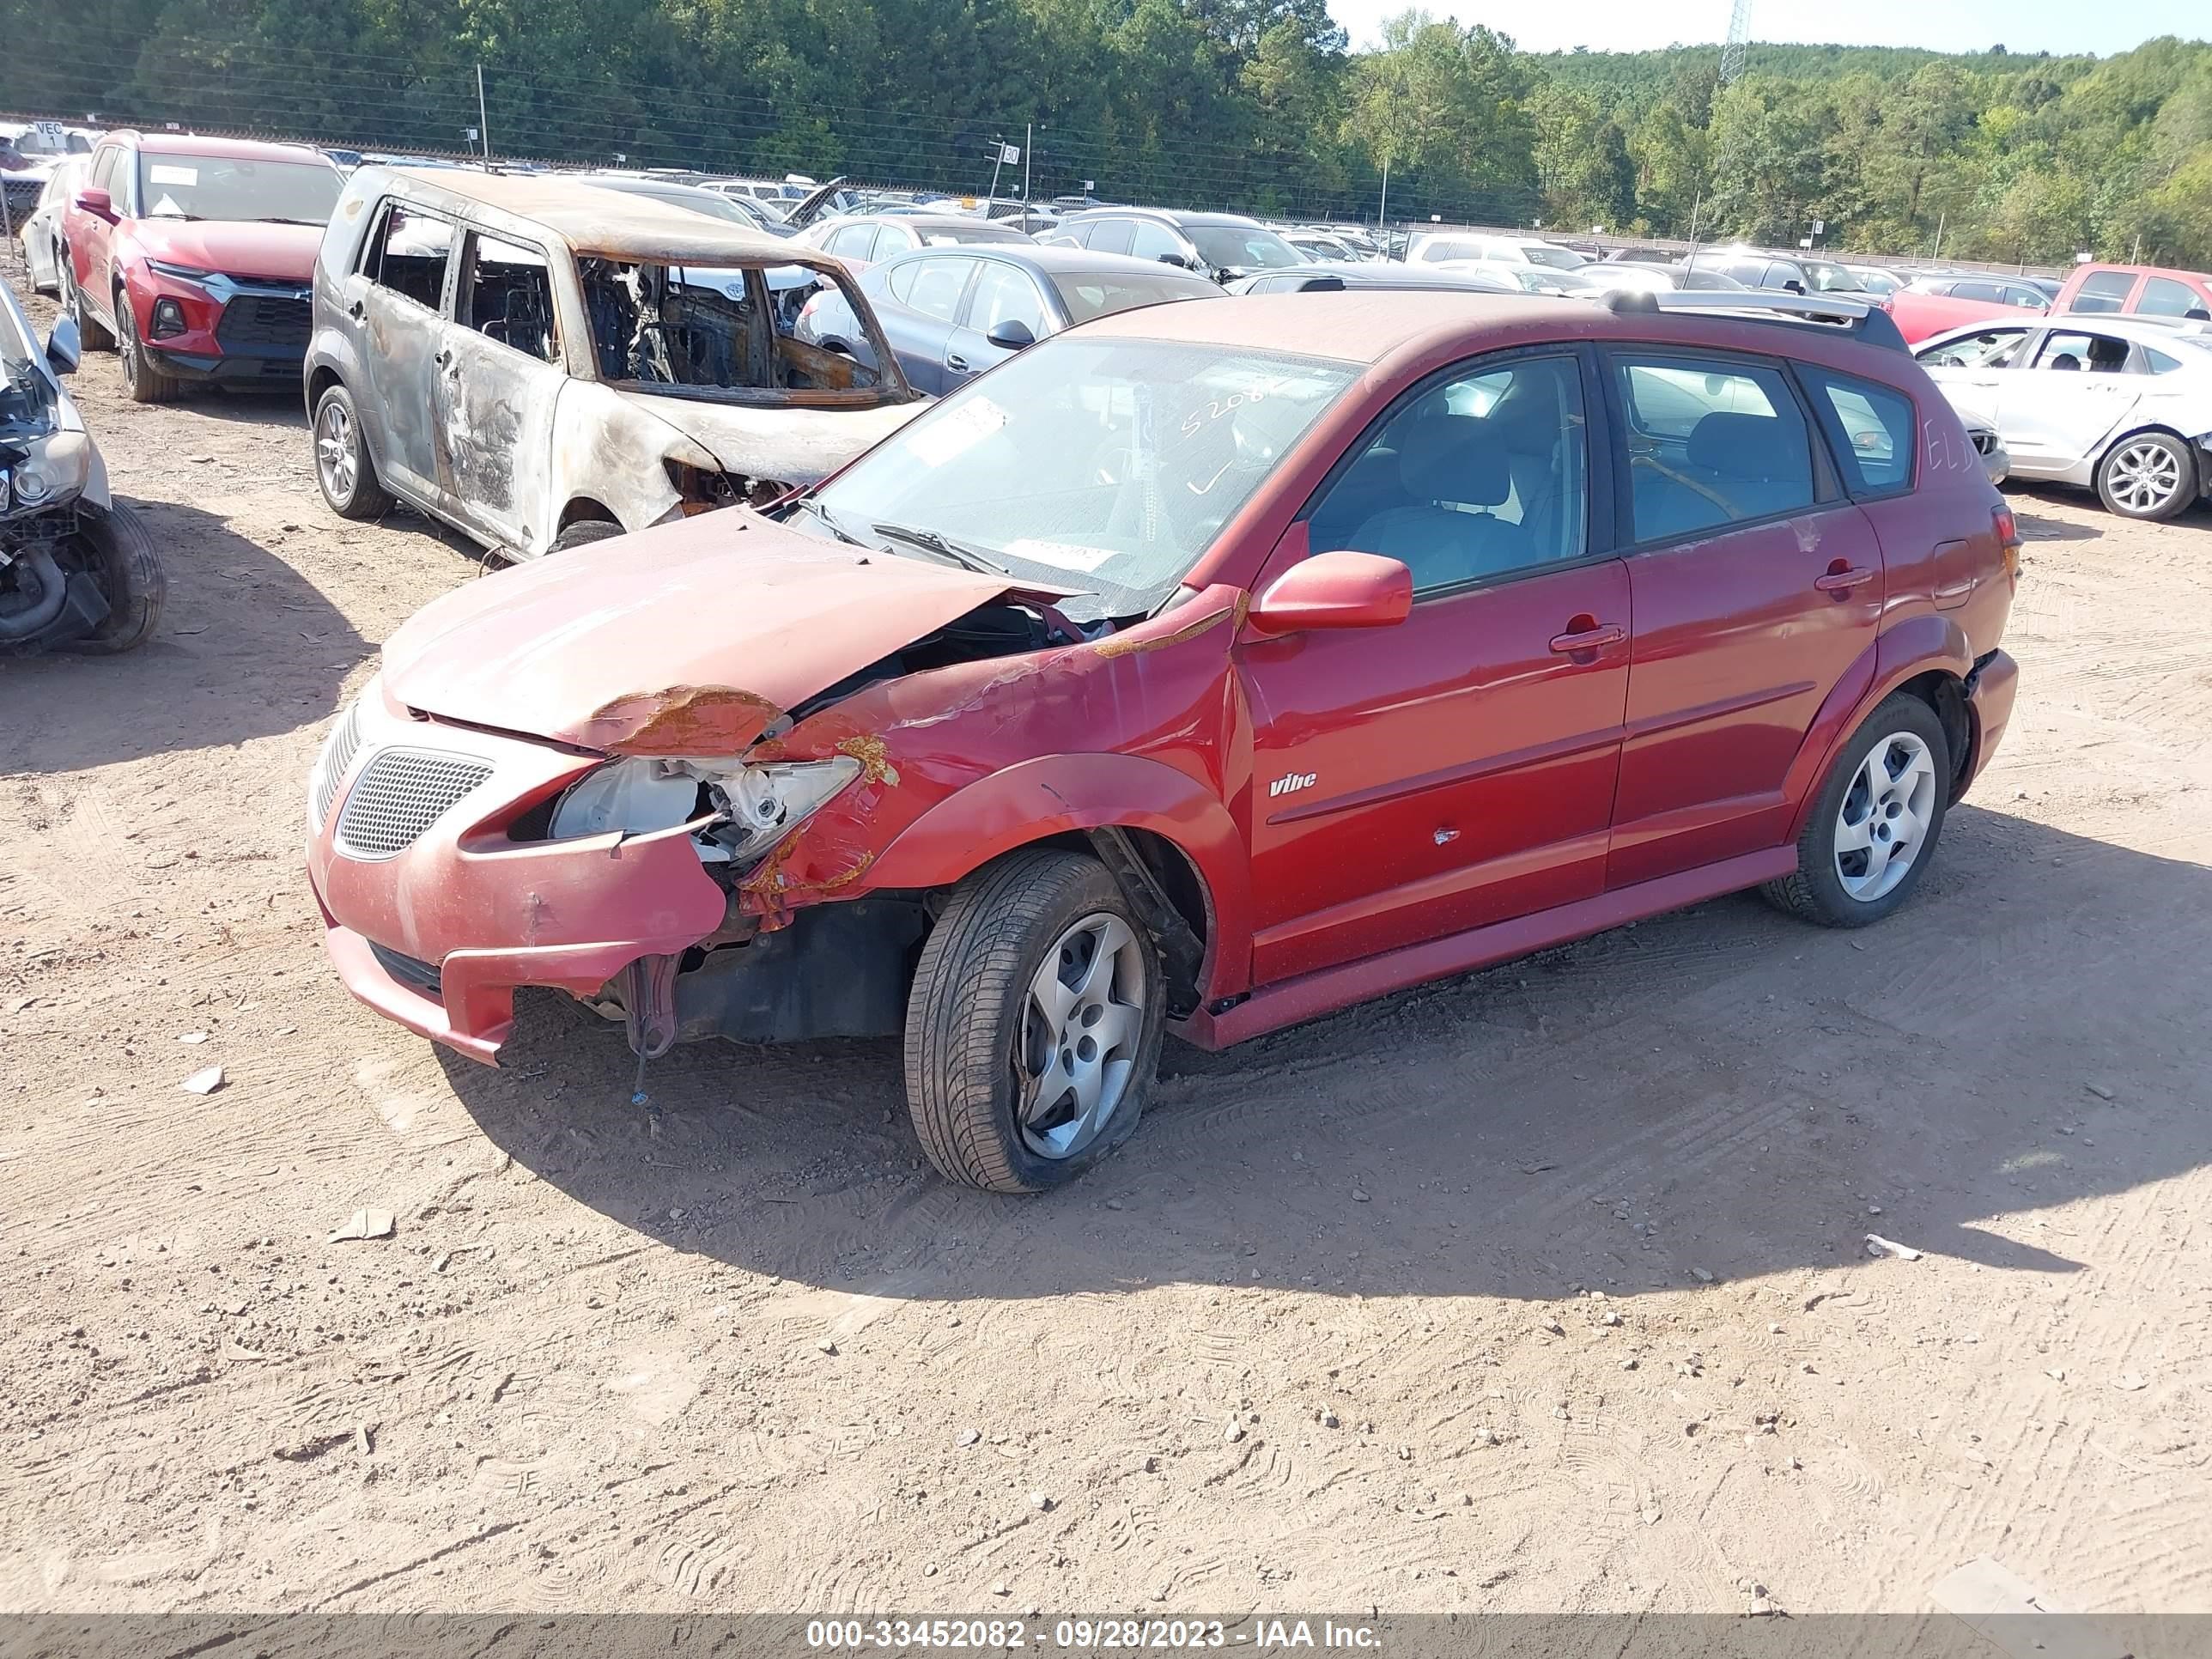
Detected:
left=3, top=430, right=89, bottom=512
left=549, top=755, right=860, bottom=866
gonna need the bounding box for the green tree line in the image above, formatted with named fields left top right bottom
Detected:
left=3, top=0, right=2208, bottom=265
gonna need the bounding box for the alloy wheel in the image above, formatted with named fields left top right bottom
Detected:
left=316, top=399, right=358, bottom=505
left=2107, top=441, right=2185, bottom=515
left=1834, top=732, right=1938, bottom=902
left=1016, top=912, right=1149, bottom=1160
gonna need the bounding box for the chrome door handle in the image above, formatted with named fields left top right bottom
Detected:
left=1814, top=565, right=1876, bottom=593
left=945, top=354, right=970, bottom=373
left=1549, top=623, right=1625, bottom=654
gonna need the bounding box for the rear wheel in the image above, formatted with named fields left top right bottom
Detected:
left=904, top=850, right=1164, bottom=1193
left=2096, top=432, right=2197, bottom=521
left=115, top=297, right=179, bottom=404
left=1763, top=693, right=1950, bottom=927
left=65, top=501, right=166, bottom=655
left=312, top=384, right=393, bottom=520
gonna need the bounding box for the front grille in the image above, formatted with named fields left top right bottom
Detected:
left=215, top=293, right=311, bottom=350
left=1, top=177, right=43, bottom=216
left=335, top=748, right=493, bottom=859
left=368, top=940, right=444, bottom=999
left=309, top=702, right=362, bottom=830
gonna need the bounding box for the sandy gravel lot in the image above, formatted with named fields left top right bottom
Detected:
left=3, top=276, right=2209, bottom=1622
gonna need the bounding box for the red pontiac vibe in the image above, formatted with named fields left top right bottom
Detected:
left=59, top=131, right=341, bottom=402
left=307, top=291, right=2021, bottom=1192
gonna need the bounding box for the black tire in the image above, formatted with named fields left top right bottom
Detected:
left=550, top=518, right=623, bottom=553
left=66, top=501, right=167, bottom=655
left=904, top=849, right=1166, bottom=1194
left=114, top=297, right=179, bottom=404
left=61, top=254, right=112, bottom=351
left=2095, top=431, right=2197, bottom=521
left=311, top=383, right=394, bottom=520
left=1763, top=692, right=1951, bottom=928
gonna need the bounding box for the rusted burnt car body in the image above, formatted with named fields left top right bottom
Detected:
left=303, top=167, right=921, bottom=556
left=308, top=292, right=2021, bottom=1192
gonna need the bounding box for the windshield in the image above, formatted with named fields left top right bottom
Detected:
left=1521, top=244, right=1586, bottom=270
left=1052, top=271, right=1220, bottom=322
left=799, top=337, right=1356, bottom=621
left=1189, top=226, right=1306, bottom=271
left=578, top=258, right=896, bottom=403
left=136, top=155, right=341, bottom=224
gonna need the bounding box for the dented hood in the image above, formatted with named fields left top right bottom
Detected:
left=380, top=509, right=1023, bottom=755
left=617, top=391, right=925, bottom=486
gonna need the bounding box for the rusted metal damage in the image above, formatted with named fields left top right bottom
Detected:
left=585, top=684, right=787, bottom=757
left=1091, top=601, right=1237, bottom=659
left=835, top=733, right=900, bottom=786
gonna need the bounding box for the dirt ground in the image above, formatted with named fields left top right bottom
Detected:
left=3, top=271, right=2209, bottom=1623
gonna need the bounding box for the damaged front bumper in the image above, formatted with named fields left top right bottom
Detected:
left=306, top=679, right=727, bottom=1065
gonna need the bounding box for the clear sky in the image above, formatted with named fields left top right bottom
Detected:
left=1324, top=0, right=2207, bottom=57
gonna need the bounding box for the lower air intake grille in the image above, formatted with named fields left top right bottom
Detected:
left=368, top=940, right=444, bottom=999
left=335, top=748, right=493, bottom=858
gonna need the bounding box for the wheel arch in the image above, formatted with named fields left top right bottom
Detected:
left=1784, top=615, right=1974, bottom=840
left=864, top=752, right=1252, bottom=1005
left=556, top=496, right=623, bottom=530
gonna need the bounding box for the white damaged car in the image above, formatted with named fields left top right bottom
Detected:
left=304, top=167, right=924, bottom=556
left=1915, top=313, right=2212, bottom=520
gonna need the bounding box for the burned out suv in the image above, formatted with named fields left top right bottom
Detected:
left=304, top=167, right=923, bottom=559
left=307, top=289, right=2019, bottom=1192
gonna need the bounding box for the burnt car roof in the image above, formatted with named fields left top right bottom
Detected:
left=376, top=166, right=805, bottom=267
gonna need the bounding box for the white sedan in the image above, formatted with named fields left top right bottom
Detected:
left=1915, top=313, right=2212, bottom=520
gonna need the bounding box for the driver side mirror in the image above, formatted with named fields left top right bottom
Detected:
left=1156, top=252, right=1192, bottom=270
left=985, top=318, right=1036, bottom=351
left=1247, top=550, right=1413, bottom=636
left=45, top=314, right=81, bottom=375
left=1782, top=279, right=1807, bottom=295
left=73, top=186, right=116, bottom=223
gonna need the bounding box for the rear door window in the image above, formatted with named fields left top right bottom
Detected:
left=1804, top=372, right=1916, bottom=496
left=1086, top=219, right=1136, bottom=256
left=2033, top=331, right=2130, bottom=374
left=2138, top=276, right=2207, bottom=318
left=825, top=222, right=880, bottom=261
left=362, top=203, right=454, bottom=312
left=2071, top=270, right=2135, bottom=313
left=1612, top=353, right=1815, bottom=541
left=1952, top=280, right=2004, bottom=302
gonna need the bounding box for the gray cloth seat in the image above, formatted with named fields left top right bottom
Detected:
left=1634, top=410, right=1809, bottom=538
left=1346, top=413, right=1528, bottom=588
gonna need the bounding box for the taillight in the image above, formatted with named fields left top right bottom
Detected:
left=1994, top=503, right=2021, bottom=586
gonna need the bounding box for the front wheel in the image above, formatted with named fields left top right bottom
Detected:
left=1763, top=693, right=1950, bottom=927
left=904, top=850, right=1165, bottom=1193
left=66, top=501, right=167, bottom=654
left=312, top=384, right=394, bottom=520
left=2097, top=432, right=2197, bottom=521
left=115, top=298, right=179, bottom=404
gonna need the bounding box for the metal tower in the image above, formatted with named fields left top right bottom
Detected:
left=1719, top=0, right=1751, bottom=85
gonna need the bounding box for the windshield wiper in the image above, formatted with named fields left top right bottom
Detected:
left=871, top=521, right=1007, bottom=575
left=792, top=495, right=865, bottom=546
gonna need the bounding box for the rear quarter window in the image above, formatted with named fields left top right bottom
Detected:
left=1804, top=371, right=1916, bottom=496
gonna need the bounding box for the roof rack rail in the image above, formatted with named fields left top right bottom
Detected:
left=1601, top=288, right=1908, bottom=353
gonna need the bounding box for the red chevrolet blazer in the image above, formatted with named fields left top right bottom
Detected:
left=307, top=290, right=2021, bottom=1191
